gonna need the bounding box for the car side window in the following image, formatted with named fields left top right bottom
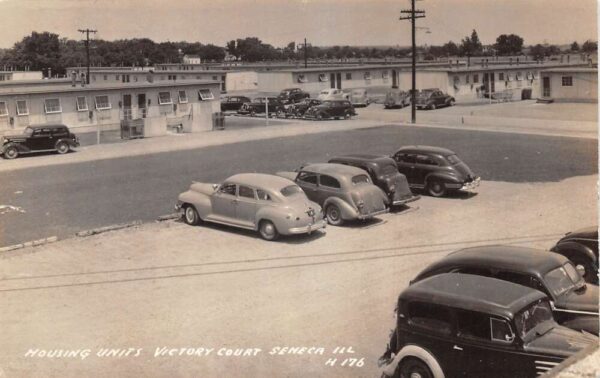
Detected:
left=491, top=318, right=514, bottom=344
left=218, top=183, right=236, bottom=196
left=416, top=154, right=438, bottom=166
left=457, top=309, right=490, bottom=341
left=297, top=171, right=318, bottom=185
left=407, top=301, right=452, bottom=336
left=238, top=185, right=255, bottom=199
left=398, top=153, right=416, bottom=164
left=256, top=190, right=271, bottom=201
left=319, top=175, right=341, bottom=189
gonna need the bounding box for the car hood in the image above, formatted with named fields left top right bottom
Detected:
left=524, top=324, right=598, bottom=358
left=189, top=182, right=217, bottom=196
left=276, top=171, right=298, bottom=181
left=555, top=284, right=599, bottom=314
left=2, top=134, right=26, bottom=140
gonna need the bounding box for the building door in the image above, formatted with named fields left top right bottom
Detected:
left=221, top=75, right=226, bottom=92
left=137, top=93, right=146, bottom=118
left=542, top=77, right=551, bottom=97
left=122, top=94, right=132, bottom=120
left=336, top=73, right=342, bottom=89
left=392, top=70, right=398, bottom=88
left=490, top=72, right=495, bottom=93
left=330, top=73, right=336, bottom=89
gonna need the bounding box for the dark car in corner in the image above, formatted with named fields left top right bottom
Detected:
left=328, top=154, right=419, bottom=207
left=277, top=88, right=310, bottom=104
left=220, top=96, right=251, bottom=112
left=303, top=100, right=356, bottom=120
left=285, top=98, right=322, bottom=118
left=411, top=245, right=599, bottom=334
left=415, top=88, right=455, bottom=110
left=379, top=273, right=597, bottom=378
left=391, top=145, right=480, bottom=197
left=1, top=124, right=79, bottom=159
left=237, top=97, right=285, bottom=117
left=551, top=226, right=598, bottom=284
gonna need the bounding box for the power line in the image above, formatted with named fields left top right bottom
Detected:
left=78, top=28, right=97, bottom=84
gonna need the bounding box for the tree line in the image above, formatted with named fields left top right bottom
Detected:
left=0, top=31, right=597, bottom=77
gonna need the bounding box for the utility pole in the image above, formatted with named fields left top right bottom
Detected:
left=298, top=38, right=311, bottom=69
left=78, top=28, right=97, bottom=84
left=400, top=0, right=425, bottom=124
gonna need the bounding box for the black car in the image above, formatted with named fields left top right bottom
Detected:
left=391, top=145, right=480, bottom=197
left=1, top=124, right=79, bottom=159
left=237, top=97, right=285, bottom=117
left=220, top=96, right=251, bottom=112
left=277, top=88, right=310, bottom=104
left=328, top=154, right=420, bottom=207
left=411, top=245, right=599, bottom=334
left=415, top=88, right=455, bottom=110
left=380, top=273, right=597, bottom=378
left=286, top=98, right=322, bottom=118
left=552, top=226, right=598, bottom=284
left=303, top=100, right=356, bottom=120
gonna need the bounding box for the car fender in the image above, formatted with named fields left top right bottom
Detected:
left=551, top=242, right=598, bottom=266
left=56, top=138, right=77, bottom=148
left=425, top=172, right=462, bottom=186
left=382, top=344, right=445, bottom=378
left=323, top=197, right=358, bottom=220
left=3, top=142, right=30, bottom=153
left=178, top=190, right=212, bottom=220
left=255, top=206, right=286, bottom=232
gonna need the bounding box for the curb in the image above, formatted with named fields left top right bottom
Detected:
left=156, top=213, right=180, bottom=222
left=0, top=236, right=58, bottom=253
left=76, top=220, right=142, bottom=237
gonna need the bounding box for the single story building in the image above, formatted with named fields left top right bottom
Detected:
left=538, top=68, right=598, bottom=103
left=0, top=71, right=43, bottom=82
left=0, top=80, right=221, bottom=136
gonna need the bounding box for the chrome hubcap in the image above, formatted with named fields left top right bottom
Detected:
left=328, top=207, right=339, bottom=220
left=410, top=373, right=422, bottom=378
left=185, top=208, right=195, bottom=223
left=262, top=223, right=274, bottom=236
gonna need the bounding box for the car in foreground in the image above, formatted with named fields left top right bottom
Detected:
left=328, top=154, right=419, bottom=207
left=220, top=96, right=251, bottom=112
left=415, top=88, right=455, bottom=110
left=277, top=163, right=388, bottom=225
left=175, top=173, right=326, bottom=241
left=303, top=100, right=356, bottom=120
left=391, top=145, right=480, bottom=197
left=1, top=124, right=79, bottom=159
left=384, top=90, right=411, bottom=109
left=237, top=97, right=285, bottom=117
left=551, top=226, right=598, bottom=284
left=317, top=88, right=345, bottom=101
left=380, top=273, right=598, bottom=378
left=284, top=98, right=322, bottom=118
left=411, top=245, right=599, bottom=334
left=343, top=88, right=370, bottom=107
left=277, top=88, right=310, bottom=104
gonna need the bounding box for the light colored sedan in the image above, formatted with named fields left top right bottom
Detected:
left=175, top=173, right=326, bottom=241
left=317, top=88, right=345, bottom=101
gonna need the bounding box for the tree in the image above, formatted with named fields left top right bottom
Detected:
left=570, top=41, right=580, bottom=52
left=459, top=29, right=483, bottom=56
left=582, top=40, right=597, bottom=53
left=494, top=34, right=524, bottom=55
left=529, top=44, right=546, bottom=60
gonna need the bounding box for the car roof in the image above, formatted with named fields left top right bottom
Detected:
left=401, top=273, right=546, bottom=319
left=420, top=245, right=568, bottom=277
left=395, top=145, right=456, bottom=156
left=226, top=173, right=294, bottom=190
left=329, top=154, right=395, bottom=165
left=29, top=124, right=68, bottom=129
left=561, top=226, right=598, bottom=241
left=301, top=163, right=367, bottom=177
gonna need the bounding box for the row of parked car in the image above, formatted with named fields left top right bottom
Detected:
left=384, top=88, right=456, bottom=110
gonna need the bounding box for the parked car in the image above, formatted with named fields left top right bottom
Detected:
left=415, top=88, right=455, bottom=110
left=551, top=226, right=598, bottom=284
left=317, top=88, right=345, bottom=101
left=220, top=96, right=251, bottom=112
left=391, top=145, right=480, bottom=197
left=380, top=273, right=598, bottom=378
left=277, top=163, right=389, bottom=225
left=237, top=97, right=285, bottom=117
left=411, top=245, right=599, bottom=334
left=328, top=154, right=419, bottom=207
left=175, top=173, right=326, bottom=241
left=343, top=88, right=370, bottom=107
left=303, top=100, right=356, bottom=120
left=285, top=98, right=322, bottom=118
left=277, top=88, right=310, bottom=104
left=384, top=90, right=411, bottom=109
left=0, top=124, right=79, bottom=159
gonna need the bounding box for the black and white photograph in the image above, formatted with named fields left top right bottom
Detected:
left=0, top=0, right=598, bottom=377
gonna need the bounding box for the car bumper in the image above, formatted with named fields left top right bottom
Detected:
left=357, top=208, right=389, bottom=220
left=287, top=219, right=327, bottom=235
left=461, top=177, right=481, bottom=190
left=392, top=194, right=421, bottom=206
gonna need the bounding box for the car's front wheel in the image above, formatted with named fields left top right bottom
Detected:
left=325, top=204, right=344, bottom=226
left=344, top=110, right=351, bottom=119
left=429, top=103, right=436, bottom=110
left=399, top=358, right=433, bottom=378
left=56, top=141, right=70, bottom=154
left=316, top=113, right=324, bottom=121
left=3, top=145, right=19, bottom=159
left=448, top=99, right=456, bottom=106
left=427, top=180, right=446, bottom=197
left=183, top=205, right=201, bottom=226
left=259, top=220, right=279, bottom=241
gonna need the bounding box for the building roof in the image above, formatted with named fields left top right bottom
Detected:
left=401, top=273, right=546, bottom=319
left=540, top=68, right=598, bottom=74
left=421, top=63, right=589, bottom=74
left=275, top=62, right=454, bottom=73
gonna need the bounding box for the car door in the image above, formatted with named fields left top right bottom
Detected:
left=52, top=127, right=67, bottom=144
left=415, top=154, right=439, bottom=185
left=31, top=128, right=52, bottom=150
left=318, top=174, right=342, bottom=205
left=210, top=183, right=238, bottom=221
left=236, top=185, right=257, bottom=227
left=296, top=171, right=320, bottom=203
left=394, top=153, right=419, bottom=185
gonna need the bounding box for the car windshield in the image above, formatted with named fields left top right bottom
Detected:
left=514, top=300, right=554, bottom=339
left=352, top=174, right=371, bottom=185
left=544, top=263, right=583, bottom=297
left=382, top=164, right=398, bottom=175
left=280, top=185, right=304, bottom=197
left=446, top=154, right=463, bottom=165
left=23, top=127, right=34, bottom=136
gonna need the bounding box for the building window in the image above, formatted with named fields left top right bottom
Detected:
left=297, top=74, right=308, bottom=83
left=346, top=73, right=352, bottom=80
left=318, top=73, right=328, bottom=82
left=178, top=90, right=188, bottom=104
left=212, top=76, right=218, bottom=81
left=134, top=76, right=138, bottom=82
left=0, top=101, right=7, bottom=116
left=158, top=91, right=173, bottom=105
left=103, top=75, right=107, bottom=81
left=498, top=73, right=504, bottom=81
left=44, top=98, right=62, bottom=114
left=473, top=74, right=479, bottom=83
left=453, top=76, right=460, bottom=84
left=116, top=75, right=120, bottom=81
left=382, top=71, right=389, bottom=79
left=198, top=89, right=214, bottom=100
left=196, top=75, right=201, bottom=80
left=364, top=72, right=372, bottom=80
left=507, top=73, right=514, bottom=81
left=76, top=96, right=88, bottom=112
left=516, top=72, right=523, bottom=81
left=92, top=75, right=96, bottom=82
left=95, top=95, right=112, bottom=110
left=526, top=72, right=533, bottom=80
left=16, top=100, right=29, bottom=115
left=561, top=76, right=573, bottom=86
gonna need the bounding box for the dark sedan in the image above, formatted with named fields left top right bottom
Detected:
left=303, top=100, right=356, bottom=120
left=415, top=88, right=455, bottom=110
left=552, top=227, right=598, bottom=284
left=411, top=245, right=599, bottom=334
left=237, top=97, right=285, bottom=117
left=220, top=96, right=251, bottom=112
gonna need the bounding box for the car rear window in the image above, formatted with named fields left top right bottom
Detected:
left=280, top=185, right=303, bottom=197
left=352, top=174, right=371, bottom=185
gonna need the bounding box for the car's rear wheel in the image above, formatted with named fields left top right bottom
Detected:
left=250, top=109, right=256, bottom=117
left=56, top=141, right=70, bottom=154
left=316, top=113, right=323, bottom=121
left=399, top=358, right=433, bottom=378
left=448, top=99, right=456, bottom=106
left=344, top=111, right=351, bottom=119
left=325, top=204, right=344, bottom=226
left=427, top=180, right=446, bottom=197
left=183, top=205, right=200, bottom=226
left=429, top=103, right=436, bottom=110
left=259, top=220, right=279, bottom=241
left=3, top=145, right=19, bottom=159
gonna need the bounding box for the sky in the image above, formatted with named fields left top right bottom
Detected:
left=0, top=0, right=597, bottom=49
